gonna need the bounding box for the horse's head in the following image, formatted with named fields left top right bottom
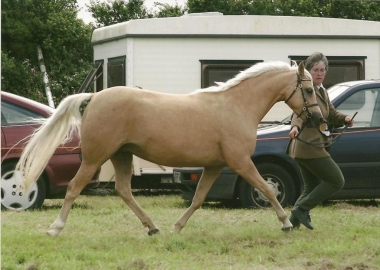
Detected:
left=285, top=62, right=323, bottom=128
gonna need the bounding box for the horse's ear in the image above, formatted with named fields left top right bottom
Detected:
left=298, top=61, right=305, bottom=77
left=291, top=60, right=298, bottom=68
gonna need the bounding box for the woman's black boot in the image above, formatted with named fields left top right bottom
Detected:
left=291, top=206, right=314, bottom=230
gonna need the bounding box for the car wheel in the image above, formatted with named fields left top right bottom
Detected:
left=238, top=163, right=296, bottom=208
left=1, top=162, right=46, bottom=210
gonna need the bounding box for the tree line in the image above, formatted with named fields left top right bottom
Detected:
left=2, top=0, right=379, bottom=105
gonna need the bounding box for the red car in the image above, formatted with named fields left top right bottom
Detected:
left=1, top=92, right=99, bottom=210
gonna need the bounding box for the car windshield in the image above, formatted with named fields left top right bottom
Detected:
left=280, top=115, right=291, bottom=124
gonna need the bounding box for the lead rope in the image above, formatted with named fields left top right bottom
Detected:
left=295, top=112, right=358, bottom=149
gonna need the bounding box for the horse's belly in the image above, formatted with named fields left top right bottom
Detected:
left=122, top=143, right=225, bottom=168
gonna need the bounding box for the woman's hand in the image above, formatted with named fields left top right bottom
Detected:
left=289, top=126, right=299, bottom=139
left=345, top=116, right=354, bottom=127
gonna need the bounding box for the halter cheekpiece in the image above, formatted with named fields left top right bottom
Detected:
left=285, top=72, right=318, bottom=119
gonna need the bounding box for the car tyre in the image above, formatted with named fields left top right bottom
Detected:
left=238, top=163, right=296, bottom=208
left=1, top=162, right=46, bottom=210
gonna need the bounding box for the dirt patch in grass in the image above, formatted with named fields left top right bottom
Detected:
left=24, top=262, right=40, bottom=270
left=119, top=259, right=148, bottom=270
left=343, top=262, right=370, bottom=270
left=325, top=200, right=379, bottom=209
left=243, top=239, right=282, bottom=248
left=314, top=258, right=335, bottom=270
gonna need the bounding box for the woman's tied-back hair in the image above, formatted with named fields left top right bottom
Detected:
left=305, top=52, right=329, bottom=72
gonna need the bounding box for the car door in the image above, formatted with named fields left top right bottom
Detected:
left=330, top=86, right=380, bottom=190
left=1, top=124, right=39, bottom=152
left=1, top=125, right=7, bottom=157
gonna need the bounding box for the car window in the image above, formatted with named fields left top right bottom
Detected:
left=337, top=91, right=365, bottom=110
left=335, top=88, right=380, bottom=128
left=1, top=101, right=45, bottom=126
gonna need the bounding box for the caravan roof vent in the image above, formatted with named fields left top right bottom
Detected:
left=182, top=12, right=223, bottom=17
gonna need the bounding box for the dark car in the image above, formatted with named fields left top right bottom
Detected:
left=1, top=92, right=99, bottom=210
left=176, top=80, right=380, bottom=207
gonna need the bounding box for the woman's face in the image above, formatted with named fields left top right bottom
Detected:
left=310, top=61, right=327, bottom=86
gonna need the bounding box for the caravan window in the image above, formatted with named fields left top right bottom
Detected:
left=200, top=60, right=263, bottom=88
left=289, top=56, right=366, bottom=88
left=108, top=56, right=126, bottom=87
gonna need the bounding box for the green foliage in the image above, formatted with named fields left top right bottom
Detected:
left=1, top=0, right=93, bottom=104
left=1, top=51, right=46, bottom=103
left=88, top=0, right=188, bottom=26
left=39, top=11, right=94, bottom=100
left=88, top=0, right=151, bottom=27
left=187, top=0, right=380, bottom=21
left=154, top=2, right=186, bottom=18
left=187, top=0, right=233, bottom=14
left=328, top=0, right=380, bottom=21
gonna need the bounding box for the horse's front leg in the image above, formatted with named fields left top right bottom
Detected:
left=47, top=163, right=99, bottom=237
left=174, top=166, right=222, bottom=233
left=230, top=158, right=292, bottom=232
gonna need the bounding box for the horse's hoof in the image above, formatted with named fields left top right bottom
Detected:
left=173, top=223, right=183, bottom=234
left=46, top=229, right=60, bottom=237
left=148, top=229, right=160, bottom=236
left=281, top=227, right=293, bottom=233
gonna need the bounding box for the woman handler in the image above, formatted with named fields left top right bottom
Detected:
left=287, top=52, right=354, bottom=230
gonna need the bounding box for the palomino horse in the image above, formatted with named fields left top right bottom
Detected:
left=16, top=61, right=323, bottom=237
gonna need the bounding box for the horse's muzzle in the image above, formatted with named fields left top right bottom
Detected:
left=305, top=114, right=324, bottom=128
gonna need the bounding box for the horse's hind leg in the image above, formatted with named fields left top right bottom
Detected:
left=111, top=152, right=159, bottom=236
left=174, top=166, right=222, bottom=233
left=229, top=158, right=292, bottom=231
left=47, top=162, right=99, bottom=237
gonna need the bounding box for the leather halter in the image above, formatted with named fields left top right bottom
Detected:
left=284, top=72, right=319, bottom=119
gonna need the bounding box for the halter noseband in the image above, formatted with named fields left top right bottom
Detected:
left=285, top=72, right=319, bottom=119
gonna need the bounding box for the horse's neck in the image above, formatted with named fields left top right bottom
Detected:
left=224, top=73, right=290, bottom=123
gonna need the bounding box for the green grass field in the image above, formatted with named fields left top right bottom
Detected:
left=2, top=192, right=379, bottom=270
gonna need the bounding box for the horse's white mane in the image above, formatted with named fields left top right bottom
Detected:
left=195, top=61, right=298, bottom=93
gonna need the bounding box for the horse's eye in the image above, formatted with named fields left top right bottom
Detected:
left=306, top=88, right=313, bottom=93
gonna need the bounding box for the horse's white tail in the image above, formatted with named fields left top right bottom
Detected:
left=15, top=93, right=94, bottom=191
